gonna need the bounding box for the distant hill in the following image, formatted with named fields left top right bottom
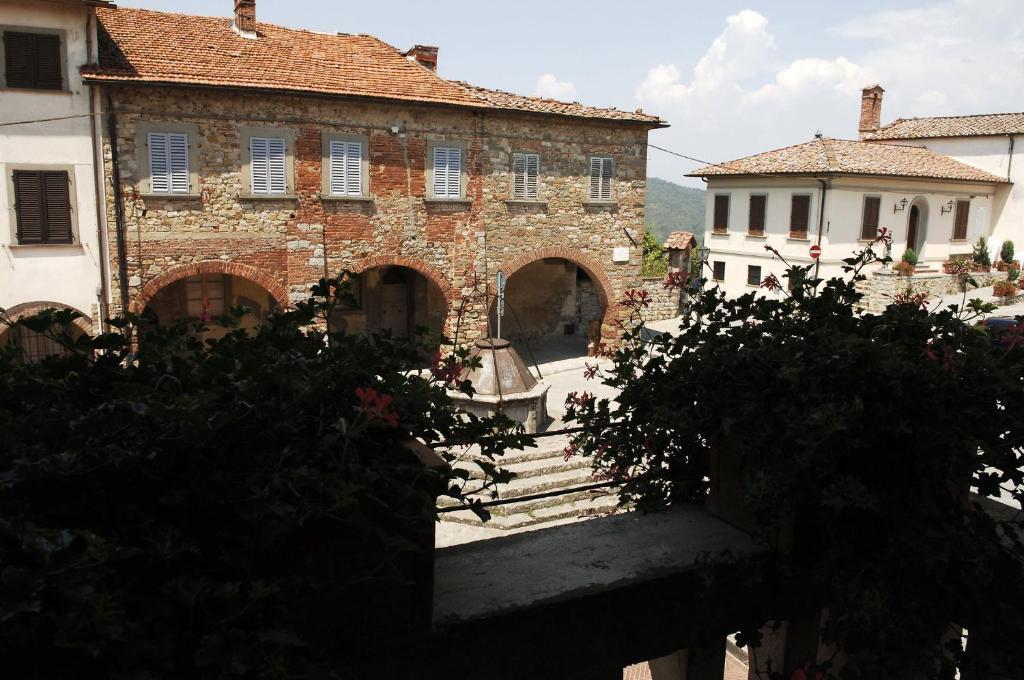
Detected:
left=645, top=177, right=706, bottom=244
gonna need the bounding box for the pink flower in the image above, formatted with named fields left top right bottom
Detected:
left=563, top=443, right=577, bottom=462
left=663, top=271, right=690, bottom=291
left=876, top=226, right=893, bottom=247
left=430, top=352, right=463, bottom=388
left=760, top=274, right=782, bottom=291
left=354, top=386, right=399, bottom=427
left=925, top=341, right=956, bottom=371
left=583, top=363, right=599, bottom=381
left=621, top=289, right=651, bottom=311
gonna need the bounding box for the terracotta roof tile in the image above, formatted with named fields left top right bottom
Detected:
left=865, top=113, right=1024, bottom=140
left=663, top=231, right=696, bottom=250
left=687, top=137, right=1008, bottom=183
left=84, top=6, right=664, bottom=126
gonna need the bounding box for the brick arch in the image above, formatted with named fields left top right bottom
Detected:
left=496, top=246, right=618, bottom=339
left=349, top=255, right=456, bottom=303
left=1, top=301, right=94, bottom=334
left=132, top=261, right=289, bottom=314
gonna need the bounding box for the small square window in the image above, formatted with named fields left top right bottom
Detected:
left=432, top=146, right=463, bottom=199
left=713, top=261, right=726, bottom=281
left=12, top=170, right=72, bottom=244
left=713, top=195, right=730, bottom=234
left=747, top=265, right=762, bottom=286
left=3, top=31, right=63, bottom=90
left=512, top=153, right=540, bottom=200
left=588, top=156, right=613, bottom=201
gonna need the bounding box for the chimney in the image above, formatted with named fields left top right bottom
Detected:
left=405, top=45, right=439, bottom=72
left=233, top=0, right=257, bottom=38
left=859, top=84, right=885, bottom=139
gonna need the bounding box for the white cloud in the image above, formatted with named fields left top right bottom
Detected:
left=639, top=1, right=1024, bottom=184
left=534, top=73, right=577, bottom=100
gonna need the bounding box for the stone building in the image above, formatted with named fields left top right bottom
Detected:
left=82, top=1, right=666, bottom=351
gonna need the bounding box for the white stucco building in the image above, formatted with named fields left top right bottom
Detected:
left=691, top=86, right=1019, bottom=299
left=1, top=0, right=110, bottom=357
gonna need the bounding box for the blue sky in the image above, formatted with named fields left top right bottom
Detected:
left=117, top=0, right=1024, bottom=186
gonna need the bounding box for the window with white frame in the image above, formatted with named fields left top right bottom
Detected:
left=249, top=136, right=287, bottom=195
left=589, top=156, right=613, bottom=201
left=148, top=132, right=190, bottom=194
left=512, top=152, right=540, bottom=200
left=328, top=139, right=363, bottom=196
left=432, top=146, right=462, bottom=199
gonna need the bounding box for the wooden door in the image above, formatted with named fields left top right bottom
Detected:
left=907, top=206, right=920, bottom=251
left=380, top=283, right=409, bottom=335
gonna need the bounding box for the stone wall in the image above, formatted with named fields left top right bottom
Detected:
left=101, top=86, right=651, bottom=345
left=640, top=276, right=682, bottom=321
left=857, top=269, right=1009, bottom=312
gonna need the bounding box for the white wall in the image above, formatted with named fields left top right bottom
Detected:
left=0, top=0, right=104, bottom=326
left=885, top=136, right=1022, bottom=256
left=702, top=175, right=997, bottom=299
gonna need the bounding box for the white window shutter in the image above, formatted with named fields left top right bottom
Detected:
left=589, top=157, right=601, bottom=199
left=590, top=157, right=612, bottom=200
left=329, top=141, right=345, bottom=195
left=512, top=153, right=526, bottom=199
left=447, top=147, right=461, bottom=197
left=267, top=137, right=287, bottom=194
left=149, top=133, right=170, bottom=194
left=168, top=133, right=189, bottom=194
left=250, top=136, right=269, bottom=194
left=433, top=146, right=449, bottom=197
left=344, top=142, right=361, bottom=196
left=526, top=153, right=539, bottom=199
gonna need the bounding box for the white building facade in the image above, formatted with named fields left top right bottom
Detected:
left=692, top=86, right=1014, bottom=300
left=1, top=0, right=110, bottom=355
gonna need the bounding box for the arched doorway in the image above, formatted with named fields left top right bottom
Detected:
left=488, top=257, right=608, bottom=361
left=906, top=198, right=928, bottom=257
left=0, top=302, right=92, bottom=363
left=142, top=272, right=279, bottom=341
left=330, top=265, right=448, bottom=344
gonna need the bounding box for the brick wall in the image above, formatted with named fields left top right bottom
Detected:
left=102, top=86, right=649, bottom=344
left=640, top=276, right=682, bottom=321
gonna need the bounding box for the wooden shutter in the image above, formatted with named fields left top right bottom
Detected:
left=447, top=147, right=461, bottom=197
left=589, top=157, right=613, bottom=200
left=713, top=195, right=729, bottom=233
left=13, top=171, right=44, bottom=243
left=329, top=140, right=363, bottom=196
left=3, top=32, right=61, bottom=90
left=513, top=153, right=540, bottom=199
left=42, top=171, right=72, bottom=242
left=953, top=200, right=970, bottom=240
left=713, top=261, right=726, bottom=281
left=861, top=196, right=881, bottom=240
left=250, top=136, right=286, bottom=195
left=148, top=133, right=170, bottom=193
left=168, top=133, right=189, bottom=194
left=12, top=170, right=71, bottom=244
left=748, top=195, right=766, bottom=234
left=790, top=195, right=810, bottom=238
left=433, top=146, right=461, bottom=198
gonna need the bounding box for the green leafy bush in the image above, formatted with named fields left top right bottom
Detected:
left=566, top=238, right=1024, bottom=677
left=1001, top=239, right=1015, bottom=264
left=901, top=247, right=918, bottom=265
left=972, top=236, right=992, bottom=268
left=0, top=278, right=525, bottom=678
left=641, top=228, right=669, bottom=277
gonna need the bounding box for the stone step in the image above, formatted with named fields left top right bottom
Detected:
left=455, top=452, right=592, bottom=481
left=438, top=466, right=601, bottom=508
left=441, top=492, right=622, bottom=531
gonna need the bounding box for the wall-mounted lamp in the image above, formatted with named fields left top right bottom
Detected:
left=941, top=199, right=956, bottom=215
left=893, top=198, right=908, bottom=213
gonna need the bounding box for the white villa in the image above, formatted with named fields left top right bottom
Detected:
left=1, top=0, right=111, bottom=358
left=691, top=85, right=1021, bottom=299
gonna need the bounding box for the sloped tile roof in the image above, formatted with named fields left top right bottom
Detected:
left=686, top=137, right=1008, bottom=183
left=663, top=231, right=696, bottom=250
left=84, top=6, right=664, bottom=126
left=865, top=113, right=1024, bottom=140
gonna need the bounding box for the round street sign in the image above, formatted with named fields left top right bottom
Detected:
left=809, top=244, right=822, bottom=260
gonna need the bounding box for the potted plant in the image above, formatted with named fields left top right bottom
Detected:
left=997, top=240, right=1020, bottom=271
left=943, top=254, right=974, bottom=274
left=972, top=236, right=992, bottom=272
left=993, top=279, right=1018, bottom=300
left=894, top=248, right=917, bottom=276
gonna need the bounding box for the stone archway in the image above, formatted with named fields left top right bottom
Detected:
left=496, top=247, right=617, bottom=343
left=0, top=301, right=93, bottom=363
left=349, top=256, right=456, bottom=337
left=131, top=261, right=288, bottom=315
left=906, top=197, right=929, bottom=258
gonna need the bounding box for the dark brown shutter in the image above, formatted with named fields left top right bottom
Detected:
left=861, top=196, right=881, bottom=240
left=3, top=32, right=61, bottom=90
left=43, top=171, right=72, bottom=242
left=4, top=32, right=35, bottom=88
left=953, top=200, right=970, bottom=240
left=790, top=195, right=810, bottom=238
left=748, top=195, right=766, bottom=234
left=34, top=34, right=63, bottom=90
left=713, top=195, right=729, bottom=233
left=13, top=171, right=44, bottom=243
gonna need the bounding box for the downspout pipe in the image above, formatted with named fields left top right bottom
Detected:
left=105, top=93, right=131, bottom=317
left=87, top=9, right=109, bottom=332
left=1008, top=135, right=1015, bottom=182
left=814, top=178, right=829, bottom=280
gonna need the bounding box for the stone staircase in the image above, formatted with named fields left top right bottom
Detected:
left=439, top=435, right=622, bottom=531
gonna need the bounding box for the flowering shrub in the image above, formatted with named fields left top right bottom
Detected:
left=566, top=232, right=1024, bottom=678
left=0, top=275, right=527, bottom=678
left=993, top=279, right=1019, bottom=298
